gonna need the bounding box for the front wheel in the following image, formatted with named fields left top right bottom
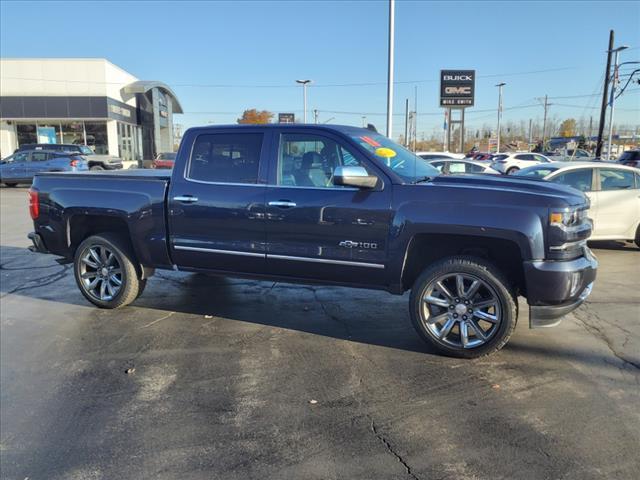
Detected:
left=506, top=166, right=520, bottom=175
left=409, top=256, right=517, bottom=358
left=90, top=165, right=104, bottom=171
left=74, top=233, right=142, bottom=308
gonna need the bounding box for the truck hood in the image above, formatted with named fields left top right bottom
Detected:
left=427, top=174, right=587, bottom=206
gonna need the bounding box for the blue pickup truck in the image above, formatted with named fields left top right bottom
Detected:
left=27, top=124, right=597, bottom=358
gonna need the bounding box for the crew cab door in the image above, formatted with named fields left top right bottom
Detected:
left=167, top=129, right=269, bottom=273
left=264, top=130, right=392, bottom=286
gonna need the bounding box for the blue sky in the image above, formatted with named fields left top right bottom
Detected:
left=1, top=0, right=639, bottom=138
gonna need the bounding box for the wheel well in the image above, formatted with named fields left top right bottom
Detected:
left=69, top=215, right=130, bottom=254
left=401, top=234, right=525, bottom=294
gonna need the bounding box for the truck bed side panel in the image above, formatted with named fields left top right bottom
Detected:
left=32, top=174, right=172, bottom=269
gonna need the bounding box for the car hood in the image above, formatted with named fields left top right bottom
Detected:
left=426, top=174, right=588, bottom=206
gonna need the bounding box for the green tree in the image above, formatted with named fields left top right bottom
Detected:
left=559, top=118, right=577, bottom=137
left=237, top=109, right=274, bottom=124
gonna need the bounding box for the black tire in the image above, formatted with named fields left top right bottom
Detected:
left=90, top=165, right=104, bottom=171
left=506, top=167, right=520, bottom=175
left=73, top=233, right=141, bottom=308
left=635, top=224, right=640, bottom=249
left=3, top=183, right=18, bottom=187
left=409, top=256, right=518, bottom=359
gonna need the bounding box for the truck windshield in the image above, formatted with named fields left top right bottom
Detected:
left=348, top=132, right=440, bottom=183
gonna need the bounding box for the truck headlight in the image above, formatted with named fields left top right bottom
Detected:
left=549, top=208, right=586, bottom=229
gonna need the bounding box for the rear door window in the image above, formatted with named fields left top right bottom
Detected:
left=187, top=133, right=263, bottom=184
left=599, top=169, right=636, bottom=191
left=550, top=168, right=593, bottom=192
left=30, top=152, right=49, bottom=162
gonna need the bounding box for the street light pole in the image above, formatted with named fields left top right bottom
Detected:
left=296, top=79, right=312, bottom=123
left=495, top=82, right=506, bottom=153
left=386, top=0, right=395, bottom=138
left=606, top=45, right=629, bottom=160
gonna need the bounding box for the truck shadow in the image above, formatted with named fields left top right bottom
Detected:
left=0, top=244, right=430, bottom=354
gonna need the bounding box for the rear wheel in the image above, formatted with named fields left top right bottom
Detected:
left=74, top=233, right=141, bottom=308
left=410, top=256, right=517, bottom=358
left=506, top=166, right=520, bottom=175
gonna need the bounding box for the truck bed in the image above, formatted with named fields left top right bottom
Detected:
left=32, top=169, right=173, bottom=269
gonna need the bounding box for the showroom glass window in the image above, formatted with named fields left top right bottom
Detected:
left=16, top=123, right=37, bottom=146
left=84, top=122, right=108, bottom=154
left=61, top=122, right=85, bottom=145
left=187, top=133, right=263, bottom=184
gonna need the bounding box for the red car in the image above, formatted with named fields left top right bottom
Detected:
left=152, top=152, right=177, bottom=169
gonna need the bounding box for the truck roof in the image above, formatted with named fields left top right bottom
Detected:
left=184, top=123, right=374, bottom=135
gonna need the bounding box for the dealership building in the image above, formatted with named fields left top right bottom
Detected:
left=0, top=58, right=182, bottom=161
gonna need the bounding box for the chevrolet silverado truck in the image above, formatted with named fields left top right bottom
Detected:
left=27, top=124, right=597, bottom=358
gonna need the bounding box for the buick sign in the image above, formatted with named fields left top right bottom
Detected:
left=440, top=70, right=475, bottom=107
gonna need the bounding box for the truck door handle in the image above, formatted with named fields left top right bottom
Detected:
left=173, top=195, right=199, bottom=203
left=268, top=200, right=297, bottom=208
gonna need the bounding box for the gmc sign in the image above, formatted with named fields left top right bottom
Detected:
left=440, top=70, right=475, bottom=107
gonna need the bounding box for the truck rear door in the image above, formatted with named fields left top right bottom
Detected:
left=167, top=128, right=270, bottom=273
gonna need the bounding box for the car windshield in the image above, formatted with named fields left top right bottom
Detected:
left=515, top=166, right=558, bottom=178
left=348, top=132, right=439, bottom=182
left=79, top=146, right=94, bottom=155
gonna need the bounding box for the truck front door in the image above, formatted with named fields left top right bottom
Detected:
left=264, top=130, right=392, bottom=286
left=167, top=129, right=269, bottom=273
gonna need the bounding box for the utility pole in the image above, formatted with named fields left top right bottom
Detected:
left=386, top=0, right=395, bottom=138
left=413, top=86, right=418, bottom=151
left=588, top=116, right=593, bottom=143
left=495, top=83, right=506, bottom=152
left=296, top=79, right=312, bottom=123
left=596, top=30, right=615, bottom=159
left=606, top=45, right=629, bottom=160
left=313, top=109, right=319, bottom=124
left=362, top=116, right=366, bottom=128
left=528, top=118, right=533, bottom=151
left=404, top=98, right=409, bottom=147
left=539, top=95, right=552, bottom=149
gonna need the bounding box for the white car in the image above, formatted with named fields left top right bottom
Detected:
left=416, top=151, right=466, bottom=160
left=516, top=162, right=640, bottom=246
left=427, top=158, right=500, bottom=175
left=490, top=152, right=552, bottom=175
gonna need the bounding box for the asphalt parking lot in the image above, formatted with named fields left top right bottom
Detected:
left=1, top=185, right=639, bottom=480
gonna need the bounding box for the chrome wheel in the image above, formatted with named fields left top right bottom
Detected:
left=420, top=273, right=502, bottom=349
left=78, top=245, right=122, bottom=301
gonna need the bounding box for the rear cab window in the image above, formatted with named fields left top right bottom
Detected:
left=187, top=133, right=263, bottom=184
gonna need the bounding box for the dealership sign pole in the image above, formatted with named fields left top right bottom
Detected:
left=440, top=70, right=475, bottom=153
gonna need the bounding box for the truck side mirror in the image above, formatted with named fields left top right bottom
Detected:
left=333, top=166, right=378, bottom=189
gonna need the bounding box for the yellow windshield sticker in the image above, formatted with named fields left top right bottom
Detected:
left=375, top=147, right=397, bottom=158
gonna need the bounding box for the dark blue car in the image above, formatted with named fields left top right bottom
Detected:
left=1, top=150, right=88, bottom=186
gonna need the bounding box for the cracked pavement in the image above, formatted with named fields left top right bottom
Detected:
left=1, top=186, right=639, bottom=480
